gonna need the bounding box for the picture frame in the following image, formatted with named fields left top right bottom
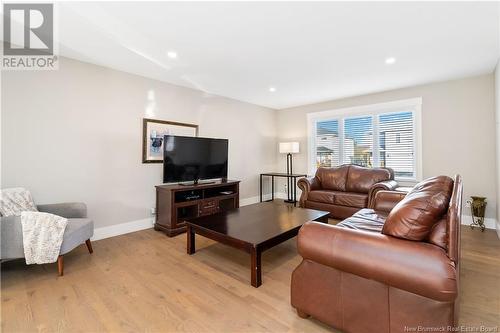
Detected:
left=142, top=118, right=199, bottom=163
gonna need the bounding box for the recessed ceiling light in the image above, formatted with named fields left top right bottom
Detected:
left=385, top=57, right=396, bottom=65
left=167, top=51, right=178, bottom=59
left=269, top=86, right=277, bottom=92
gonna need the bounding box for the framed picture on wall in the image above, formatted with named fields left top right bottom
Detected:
left=142, top=118, right=199, bottom=163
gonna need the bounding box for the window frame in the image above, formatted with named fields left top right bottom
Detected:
left=307, top=97, right=422, bottom=184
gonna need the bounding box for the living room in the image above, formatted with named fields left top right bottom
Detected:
left=1, top=1, right=499, bottom=332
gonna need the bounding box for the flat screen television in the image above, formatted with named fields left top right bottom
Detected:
left=163, top=135, right=228, bottom=184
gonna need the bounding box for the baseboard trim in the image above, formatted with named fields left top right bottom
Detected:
left=461, top=215, right=497, bottom=230
left=92, top=193, right=289, bottom=241
left=92, top=201, right=498, bottom=242
left=240, top=192, right=288, bottom=206
left=92, top=218, right=154, bottom=241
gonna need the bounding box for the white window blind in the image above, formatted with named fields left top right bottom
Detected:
left=313, top=109, right=417, bottom=180
left=315, top=120, right=339, bottom=168
left=344, top=116, right=373, bottom=167
left=378, top=112, right=414, bottom=178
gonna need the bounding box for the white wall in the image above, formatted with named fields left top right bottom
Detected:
left=277, top=74, right=497, bottom=224
left=2, top=57, right=497, bottom=232
left=1, top=57, right=277, bottom=229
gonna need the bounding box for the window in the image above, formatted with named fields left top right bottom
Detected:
left=315, top=120, right=339, bottom=168
left=344, top=116, right=373, bottom=167
left=308, top=98, right=422, bottom=181
left=378, top=112, right=414, bottom=178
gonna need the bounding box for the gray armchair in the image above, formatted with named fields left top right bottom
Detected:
left=0, top=202, right=94, bottom=276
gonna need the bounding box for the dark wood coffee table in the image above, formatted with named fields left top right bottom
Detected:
left=185, top=202, right=329, bottom=287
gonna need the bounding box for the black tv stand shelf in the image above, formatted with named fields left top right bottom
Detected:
left=178, top=180, right=217, bottom=186
left=155, top=180, right=240, bottom=237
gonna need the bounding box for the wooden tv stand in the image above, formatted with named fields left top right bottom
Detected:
left=155, top=180, right=240, bottom=237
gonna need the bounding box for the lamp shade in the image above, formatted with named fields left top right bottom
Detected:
left=279, top=142, right=299, bottom=154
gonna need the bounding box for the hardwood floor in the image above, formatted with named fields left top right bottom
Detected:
left=1, top=224, right=499, bottom=332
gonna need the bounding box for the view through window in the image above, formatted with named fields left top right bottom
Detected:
left=315, top=111, right=415, bottom=179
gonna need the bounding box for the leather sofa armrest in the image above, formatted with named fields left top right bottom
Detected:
left=37, top=202, right=88, bottom=218
left=372, top=190, right=407, bottom=213
left=297, top=221, right=457, bottom=302
left=297, top=177, right=321, bottom=207
left=368, top=180, right=399, bottom=208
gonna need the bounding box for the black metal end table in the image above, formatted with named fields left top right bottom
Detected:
left=259, top=172, right=307, bottom=207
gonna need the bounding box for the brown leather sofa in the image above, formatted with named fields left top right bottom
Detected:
left=298, top=164, right=398, bottom=219
left=291, top=175, right=462, bottom=333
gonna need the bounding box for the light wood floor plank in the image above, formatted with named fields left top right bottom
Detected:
left=2, top=224, right=499, bottom=332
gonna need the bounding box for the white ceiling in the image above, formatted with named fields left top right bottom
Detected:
left=55, top=2, right=499, bottom=109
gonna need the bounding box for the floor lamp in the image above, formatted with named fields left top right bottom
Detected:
left=279, top=142, right=299, bottom=203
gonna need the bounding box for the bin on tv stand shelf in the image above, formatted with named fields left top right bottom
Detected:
left=155, top=180, right=240, bottom=237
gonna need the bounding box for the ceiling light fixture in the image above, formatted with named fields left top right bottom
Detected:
left=167, top=51, right=178, bottom=59
left=385, top=57, right=396, bottom=65
left=269, top=86, right=277, bottom=92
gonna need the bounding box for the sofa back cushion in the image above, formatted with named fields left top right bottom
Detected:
left=427, top=218, right=447, bottom=250
left=346, top=165, right=393, bottom=193
left=382, top=176, right=454, bottom=241
left=316, top=166, right=349, bottom=191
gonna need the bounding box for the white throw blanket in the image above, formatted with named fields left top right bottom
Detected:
left=0, top=187, right=38, bottom=216
left=21, top=212, right=68, bottom=264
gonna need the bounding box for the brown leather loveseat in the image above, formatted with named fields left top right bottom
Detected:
left=298, top=164, right=398, bottom=219
left=291, top=175, right=463, bottom=332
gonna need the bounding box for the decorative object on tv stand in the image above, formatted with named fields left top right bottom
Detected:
left=279, top=142, right=300, bottom=203
left=142, top=118, right=198, bottom=163
left=467, top=196, right=487, bottom=232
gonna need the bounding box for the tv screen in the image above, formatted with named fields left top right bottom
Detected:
left=163, top=135, right=228, bottom=183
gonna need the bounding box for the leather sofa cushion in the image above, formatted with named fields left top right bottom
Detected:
left=316, top=166, right=349, bottom=191
left=337, top=208, right=387, bottom=233
left=382, top=176, right=454, bottom=241
left=427, top=218, right=447, bottom=250
left=308, top=190, right=336, bottom=204
left=346, top=165, right=393, bottom=193
left=334, top=192, right=368, bottom=208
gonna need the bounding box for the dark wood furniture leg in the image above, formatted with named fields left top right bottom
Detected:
left=57, top=255, right=64, bottom=276
left=187, top=225, right=196, bottom=255
left=297, top=309, right=310, bottom=318
left=85, top=239, right=93, bottom=254
left=250, top=247, right=262, bottom=287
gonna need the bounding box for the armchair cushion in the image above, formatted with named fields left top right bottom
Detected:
left=37, top=202, right=87, bottom=219
left=382, top=176, right=453, bottom=241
